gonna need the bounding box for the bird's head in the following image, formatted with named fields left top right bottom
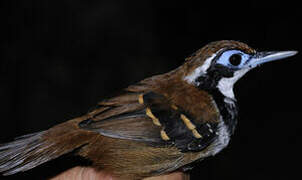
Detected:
left=183, top=40, right=297, bottom=99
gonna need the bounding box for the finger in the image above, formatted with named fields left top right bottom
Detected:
left=50, top=166, right=117, bottom=180
left=144, top=171, right=190, bottom=180
left=51, top=166, right=189, bottom=180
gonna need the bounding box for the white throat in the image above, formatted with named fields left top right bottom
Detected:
left=216, top=68, right=249, bottom=99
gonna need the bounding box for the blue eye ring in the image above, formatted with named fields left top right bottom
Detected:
left=216, top=50, right=251, bottom=69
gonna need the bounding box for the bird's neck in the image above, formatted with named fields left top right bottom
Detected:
left=210, top=89, right=238, bottom=135
left=197, top=80, right=238, bottom=134
left=145, top=70, right=238, bottom=134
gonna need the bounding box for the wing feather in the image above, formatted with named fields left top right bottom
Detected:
left=80, top=90, right=219, bottom=152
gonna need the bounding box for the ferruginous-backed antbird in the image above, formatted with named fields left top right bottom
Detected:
left=0, top=40, right=297, bottom=179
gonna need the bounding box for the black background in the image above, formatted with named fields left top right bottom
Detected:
left=1, top=0, right=301, bottom=179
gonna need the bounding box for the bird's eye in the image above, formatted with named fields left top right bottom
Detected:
left=229, top=54, right=242, bottom=66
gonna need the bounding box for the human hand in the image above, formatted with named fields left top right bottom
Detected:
left=50, top=166, right=189, bottom=180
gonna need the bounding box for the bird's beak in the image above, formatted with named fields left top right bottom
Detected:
left=245, top=51, right=298, bottom=68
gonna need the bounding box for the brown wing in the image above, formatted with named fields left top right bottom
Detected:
left=79, top=87, right=219, bottom=152
left=80, top=111, right=164, bottom=144
left=79, top=90, right=170, bottom=146
left=78, top=88, right=162, bottom=142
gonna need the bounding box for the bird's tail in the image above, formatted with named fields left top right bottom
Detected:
left=0, top=117, right=96, bottom=176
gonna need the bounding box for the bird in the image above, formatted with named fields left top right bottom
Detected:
left=0, top=40, right=297, bottom=180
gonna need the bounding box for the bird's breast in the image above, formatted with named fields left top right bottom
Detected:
left=206, top=119, right=231, bottom=156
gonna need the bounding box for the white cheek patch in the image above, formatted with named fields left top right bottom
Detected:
left=184, top=53, right=217, bottom=85
left=217, top=68, right=250, bottom=99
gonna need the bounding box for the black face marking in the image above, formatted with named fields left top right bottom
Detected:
left=196, top=64, right=234, bottom=91
left=194, top=48, right=252, bottom=91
